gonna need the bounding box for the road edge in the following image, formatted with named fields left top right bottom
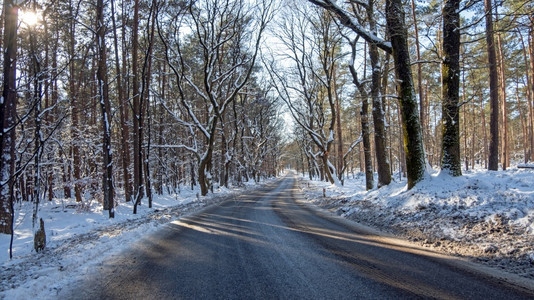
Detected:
left=289, top=175, right=534, bottom=295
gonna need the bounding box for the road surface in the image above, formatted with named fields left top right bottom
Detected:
left=62, top=174, right=534, bottom=299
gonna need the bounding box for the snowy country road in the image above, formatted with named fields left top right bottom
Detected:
left=61, top=174, right=534, bottom=299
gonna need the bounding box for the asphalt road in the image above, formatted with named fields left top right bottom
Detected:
left=63, top=175, right=534, bottom=299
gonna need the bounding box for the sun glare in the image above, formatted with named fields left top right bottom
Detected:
left=20, top=10, right=41, bottom=27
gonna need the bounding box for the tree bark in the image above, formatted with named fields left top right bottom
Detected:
left=361, top=93, right=374, bottom=190
left=111, top=0, right=132, bottom=203
left=68, top=0, right=82, bottom=202
left=157, top=62, right=165, bottom=195
left=198, top=121, right=218, bottom=196
left=386, top=0, right=426, bottom=189
left=518, top=30, right=532, bottom=163
left=29, top=3, right=44, bottom=232
left=141, top=1, right=156, bottom=208
left=347, top=38, right=373, bottom=190
left=0, top=0, right=17, bottom=235
left=410, top=0, right=425, bottom=152
left=485, top=0, right=500, bottom=170
left=481, top=94, right=488, bottom=168
left=97, top=0, right=114, bottom=218
left=132, top=0, right=144, bottom=213
left=529, top=24, right=534, bottom=162
left=368, top=0, right=391, bottom=187
left=496, top=10, right=508, bottom=170
left=441, top=0, right=462, bottom=176
left=334, top=73, right=343, bottom=182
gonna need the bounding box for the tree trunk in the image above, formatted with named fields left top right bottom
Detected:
left=132, top=0, right=144, bottom=213
left=411, top=0, right=425, bottom=155
left=368, top=1, right=391, bottom=187
left=142, top=1, right=156, bottom=209
left=29, top=7, right=44, bottom=231
left=517, top=87, right=529, bottom=164
left=348, top=38, right=374, bottom=190
left=441, top=0, right=462, bottom=176
left=157, top=63, right=165, bottom=195
left=97, top=0, right=114, bottom=218
left=529, top=24, right=534, bottom=162
left=386, top=0, right=426, bottom=189
left=68, top=1, right=83, bottom=203
left=496, top=10, right=508, bottom=170
left=462, top=69, right=469, bottom=171
left=0, top=0, right=17, bottom=235
left=519, top=30, right=532, bottom=163
left=361, top=95, right=374, bottom=190
left=481, top=95, right=488, bottom=168
left=199, top=120, right=218, bottom=196
left=334, top=77, right=343, bottom=182
left=111, top=0, right=132, bottom=202
left=485, top=0, right=499, bottom=170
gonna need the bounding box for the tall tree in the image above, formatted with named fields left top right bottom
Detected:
left=347, top=37, right=374, bottom=190
left=529, top=19, right=534, bottom=162
left=385, top=0, right=426, bottom=188
left=495, top=7, right=508, bottom=170
left=97, top=0, right=114, bottom=217
left=367, top=0, right=391, bottom=187
left=485, top=0, right=500, bottom=170
left=110, top=0, right=132, bottom=203
left=0, top=0, right=18, bottom=236
left=441, top=0, right=462, bottom=176
left=68, top=0, right=82, bottom=202
left=132, top=0, right=144, bottom=211
left=160, top=0, right=271, bottom=195
left=411, top=0, right=425, bottom=141
left=267, top=3, right=344, bottom=185
left=28, top=0, right=46, bottom=247
left=309, top=0, right=421, bottom=187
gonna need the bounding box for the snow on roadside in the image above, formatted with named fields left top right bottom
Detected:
left=0, top=180, right=269, bottom=299
left=297, top=167, right=534, bottom=279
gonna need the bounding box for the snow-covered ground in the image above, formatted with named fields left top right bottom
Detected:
left=297, top=167, right=534, bottom=280
left=0, top=181, right=269, bottom=299
left=2, top=167, right=534, bottom=299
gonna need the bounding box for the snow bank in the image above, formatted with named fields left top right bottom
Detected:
left=0, top=180, right=266, bottom=299
left=298, top=167, right=534, bottom=279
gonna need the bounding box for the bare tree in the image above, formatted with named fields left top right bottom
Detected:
left=345, top=36, right=373, bottom=190
left=159, top=0, right=271, bottom=195
left=267, top=3, right=344, bottom=185
left=309, top=0, right=399, bottom=187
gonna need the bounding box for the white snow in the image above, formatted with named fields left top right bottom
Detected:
left=297, top=166, right=534, bottom=279
left=3, top=166, right=534, bottom=298
left=0, top=180, right=268, bottom=299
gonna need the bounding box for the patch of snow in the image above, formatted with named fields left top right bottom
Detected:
left=297, top=166, right=534, bottom=280
left=0, top=179, right=273, bottom=298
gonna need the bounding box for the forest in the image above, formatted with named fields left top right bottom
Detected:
left=0, top=0, right=533, bottom=253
